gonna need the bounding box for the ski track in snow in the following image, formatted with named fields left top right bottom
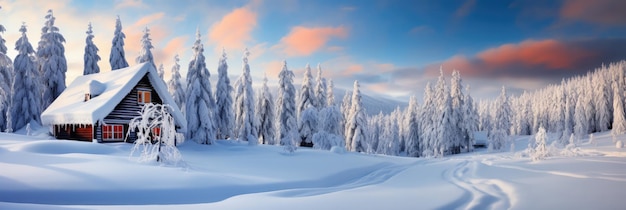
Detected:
left=440, top=159, right=513, bottom=210
left=270, top=161, right=418, bottom=197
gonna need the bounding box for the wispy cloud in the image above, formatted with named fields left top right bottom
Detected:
left=114, top=0, right=146, bottom=10
left=560, top=0, right=626, bottom=25
left=208, top=6, right=257, bottom=51
left=273, top=26, right=348, bottom=57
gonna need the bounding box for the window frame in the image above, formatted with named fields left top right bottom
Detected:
left=137, top=90, right=152, bottom=104
left=102, top=124, right=124, bottom=140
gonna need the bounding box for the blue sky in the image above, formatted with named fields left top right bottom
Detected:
left=1, top=0, right=626, bottom=101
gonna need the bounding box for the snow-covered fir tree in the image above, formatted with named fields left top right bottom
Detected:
left=314, top=105, right=344, bottom=150
left=612, top=83, right=626, bottom=140
left=110, top=16, right=129, bottom=70
left=462, top=85, right=478, bottom=152
left=490, top=86, right=511, bottom=151
left=340, top=90, right=352, bottom=137
left=10, top=23, right=41, bottom=131
left=531, top=125, right=549, bottom=161
left=83, top=22, right=100, bottom=75
left=367, top=112, right=383, bottom=153
left=37, top=9, right=67, bottom=110
left=434, top=69, right=453, bottom=157
left=0, top=21, right=6, bottom=54
left=449, top=70, right=465, bottom=154
left=404, top=96, right=420, bottom=157
left=574, top=94, right=588, bottom=141
left=377, top=114, right=400, bottom=156
left=185, top=29, right=216, bottom=144
left=314, top=63, right=327, bottom=109
left=0, top=49, right=10, bottom=132
left=167, top=54, right=184, bottom=109
left=233, top=48, right=258, bottom=144
left=594, top=74, right=611, bottom=132
left=136, top=27, right=155, bottom=69
left=345, top=81, right=367, bottom=152
left=327, top=79, right=336, bottom=106
left=0, top=22, right=11, bottom=131
left=420, top=82, right=436, bottom=157
left=256, top=74, right=275, bottom=145
left=215, top=49, right=234, bottom=140
left=298, top=107, right=318, bottom=146
left=276, top=61, right=298, bottom=153
left=157, top=63, right=164, bottom=79
left=297, top=63, right=317, bottom=114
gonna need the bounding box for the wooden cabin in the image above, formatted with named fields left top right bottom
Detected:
left=40, top=62, right=186, bottom=142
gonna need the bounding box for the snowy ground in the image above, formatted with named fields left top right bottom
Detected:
left=0, top=131, right=625, bottom=209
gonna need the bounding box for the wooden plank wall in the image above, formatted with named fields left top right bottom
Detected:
left=101, top=74, right=163, bottom=142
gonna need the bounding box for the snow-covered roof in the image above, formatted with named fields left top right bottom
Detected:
left=41, top=63, right=187, bottom=132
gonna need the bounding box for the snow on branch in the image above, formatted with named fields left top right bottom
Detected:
left=129, top=103, right=185, bottom=166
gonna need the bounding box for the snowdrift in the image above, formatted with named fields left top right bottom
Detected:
left=0, top=131, right=625, bottom=209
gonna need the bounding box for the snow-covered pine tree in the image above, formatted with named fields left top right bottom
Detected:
left=157, top=63, right=164, bottom=79
left=583, top=80, right=596, bottom=134
left=345, top=81, right=367, bottom=152
left=38, top=9, right=67, bottom=110
left=276, top=60, right=298, bottom=153
left=233, top=48, right=258, bottom=144
left=256, top=74, right=275, bottom=145
left=405, top=96, right=420, bottom=157
left=574, top=94, right=588, bottom=141
left=561, top=88, right=575, bottom=145
left=0, top=22, right=11, bottom=131
left=433, top=69, right=452, bottom=157
left=167, top=54, right=184, bottom=109
left=298, top=107, right=318, bottom=146
left=327, top=79, right=336, bottom=106
left=490, top=86, right=511, bottom=151
left=531, top=125, right=549, bottom=161
left=0, top=21, right=6, bottom=54
left=463, top=85, right=478, bottom=152
left=314, top=105, right=344, bottom=150
left=11, top=24, right=41, bottom=131
left=83, top=22, right=100, bottom=75
left=185, top=29, right=216, bottom=144
left=297, top=63, right=317, bottom=115
left=215, top=49, right=234, bottom=140
left=314, top=63, right=327, bottom=109
left=0, top=46, right=10, bottom=132
left=366, top=112, right=383, bottom=153
left=420, top=82, right=436, bottom=157
left=450, top=70, right=465, bottom=154
left=110, top=16, right=129, bottom=70
left=341, top=90, right=352, bottom=137
left=594, top=74, right=611, bottom=132
left=612, top=83, right=626, bottom=141
left=136, top=27, right=156, bottom=69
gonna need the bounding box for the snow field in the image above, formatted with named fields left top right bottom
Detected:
left=0, top=131, right=625, bottom=209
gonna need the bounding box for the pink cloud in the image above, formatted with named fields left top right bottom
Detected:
left=132, top=12, right=165, bottom=28
left=416, top=39, right=626, bottom=80
left=560, top=0, right=626, bottom=25
left=276, top=26, right=348, bottom=57
left=114, top=0, right=146, bottom=10
left=209, top=7, right=257, bottom=50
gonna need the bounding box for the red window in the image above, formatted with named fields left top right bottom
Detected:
left=152, top=127, right=161, bottom=137
left=103, top=125, right=124, bottom=140
left=137, top=90, right=151, bottom=104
